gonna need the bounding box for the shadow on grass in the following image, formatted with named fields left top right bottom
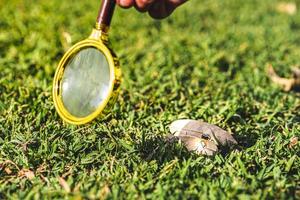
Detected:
left=233, top=131, right=259, bottom=149
left=226, top=123, right=260, bottom=149
left=135, top=136, right=193, bottom=164
left=291, top=85, right=300, bottom=93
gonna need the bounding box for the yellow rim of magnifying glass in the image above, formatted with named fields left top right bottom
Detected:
left=53, top=29, right=121, bottom=125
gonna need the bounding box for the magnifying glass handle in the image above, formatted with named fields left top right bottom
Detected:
left=96, top=0, right=116, bottom=33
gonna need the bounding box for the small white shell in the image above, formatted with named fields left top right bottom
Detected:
left=177, top=135, right=218, bottom=156
left=169, top=119, right=237, bottom=156
left=170, top=119, right=237, bottom=146
left=170, top=119, right=191, bottom=136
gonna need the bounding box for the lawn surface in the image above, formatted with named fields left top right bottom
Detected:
left=0, top=0, right=299, bottom=199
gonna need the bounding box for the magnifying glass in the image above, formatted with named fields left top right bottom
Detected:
left=53, top=0, right=121, bottom=125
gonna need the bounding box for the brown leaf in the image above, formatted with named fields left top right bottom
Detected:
left=40, top=174, right=50, bottom=185
left=267, top=64, right=300, bottom=91
left=292, top=67, right=300, bottom=77
left=1, top=160, right=20, bottom=171
left=18, top=169, right=35, bottom=180
left=276, top=2, right=297, bottom=15
left=58, top=177, right=71, bottom=193
left=99, top=185, right=110, bottom=200
left=289, top=136, right=298, bottom=148
left=4, top=167, right=12, bottom=175
left=36, top=163, right=47, bottom=173
left=60, top=30, right=72, bottom=51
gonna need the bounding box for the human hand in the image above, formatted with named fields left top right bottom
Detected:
left=116, top=0, right=187, bottom=19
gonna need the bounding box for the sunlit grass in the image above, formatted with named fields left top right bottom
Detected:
left=0, top=0, right=299, bottom=199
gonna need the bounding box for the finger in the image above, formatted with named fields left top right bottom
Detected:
left=135, top=0, right=155, bottom=12
left=155, top=0, right=187, bottom=19
left=116, top=0, right=135, bottom=8
left=148, top=1, right=170, bottom=19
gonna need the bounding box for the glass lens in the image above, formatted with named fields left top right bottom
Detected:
left=61, top=47, right=110, bottom=118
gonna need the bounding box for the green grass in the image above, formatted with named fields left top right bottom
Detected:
left=0, top=0, right=299, bottom=199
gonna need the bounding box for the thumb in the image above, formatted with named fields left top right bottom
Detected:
left=148, top=1, right=170, bottom=19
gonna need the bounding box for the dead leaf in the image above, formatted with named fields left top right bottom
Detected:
left=62, top=32, right=72, bottom=44
left=292, top=67, right=300, bottom=79
left=18, top=169, right=35, bottom=180
left=60, top=30, right=72, bottom=51
left=99, top=185, right=110, bottom=200
left=40, top=174, right=50, bottom=185
left=58, top=177, right=71, bottom=193
left=289, top=136, right=298, bottom=148
left=36, top=163, right=47, bottom=173
left=267, top=64, right=300, bottom=91
left=0, top=160, right=20, bottom=171
left=277, top=2, right=297, bottom=15
left=169, top=119, right=237, bottom=156
left=4, top=167, right=12, bottom=175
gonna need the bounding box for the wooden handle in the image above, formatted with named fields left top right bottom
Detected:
left=96, top=0, right=116, bottom=29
